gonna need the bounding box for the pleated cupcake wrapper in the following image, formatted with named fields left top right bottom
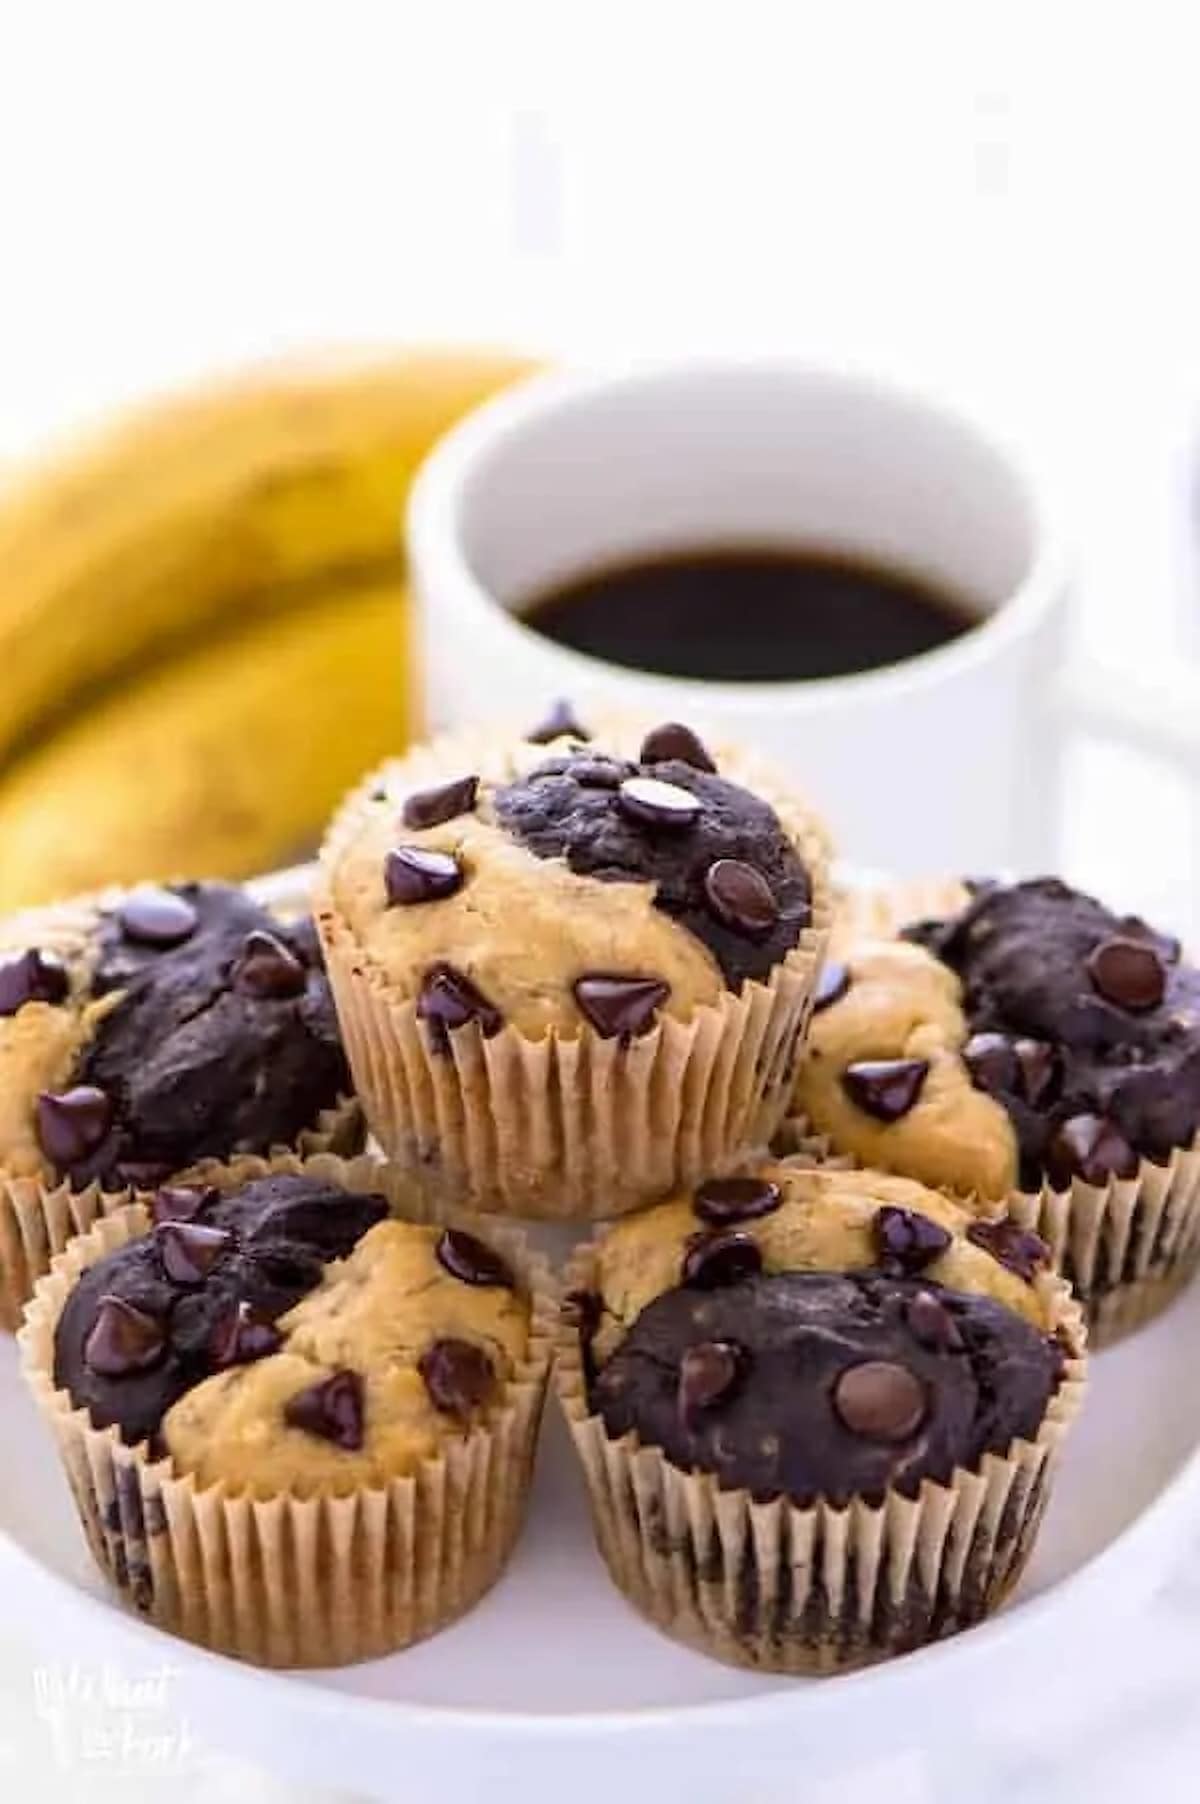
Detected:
left=317, top=730, right=835, bottom=1220
left=0, top=1094, right=362, bottom=1334
left=18, top=1151, right=556, bottom=1668
left=796, top=875, right=1200, bottom=1347
left=554, top=1237, right=1087, bottom=1675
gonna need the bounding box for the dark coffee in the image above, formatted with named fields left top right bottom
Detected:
left=521, top=546, right=975, bottom=683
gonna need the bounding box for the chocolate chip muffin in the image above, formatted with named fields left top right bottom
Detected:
left=21, top=1155, right=554, bottom=1667
left=0, top=882, right=360, bottom=1327
left=317, top=710, right=833, bottom=1218
left=789, top=877, right=1200, bottom=1342
left=556, top=1161, right=1085, bottom=1674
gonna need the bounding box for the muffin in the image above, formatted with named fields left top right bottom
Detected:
left=556, top=1160, right=1085, bottom=1674
left=20, top=1153, right=554, bottom=1666
left=317, top=709, right=833, bottom=1218
left=788, top=876, right=1200, bottom=1341
left=0, top=881, right=360, bottom=1327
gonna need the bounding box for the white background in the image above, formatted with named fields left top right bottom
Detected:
left=2, top=3, right=1200, bottom=1797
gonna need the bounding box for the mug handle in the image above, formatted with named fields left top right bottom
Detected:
left=1058, top=657, right=1200, bottom=767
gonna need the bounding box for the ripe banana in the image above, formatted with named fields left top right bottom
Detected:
left=0, top=577, right=407, bottom=910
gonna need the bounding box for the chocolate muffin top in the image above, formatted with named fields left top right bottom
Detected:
left=591, top=1268, right=1062, bottom=1505
left=318, top=711, right=828, bottom=1045
left=55, top=1173, right=532, bottom=1493
left=0, top=882, right=351, bottom=1190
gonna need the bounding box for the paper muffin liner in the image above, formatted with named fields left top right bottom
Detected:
left=18, top=1150, right=555, bottom=1667
left=0, top=885, right=364, bottom=1330
left=790, top=876, right=1200, bottom=1347
left=316, top=725, right=835, bottom=1220
left=554, top=1235, right=1087, bottom=1675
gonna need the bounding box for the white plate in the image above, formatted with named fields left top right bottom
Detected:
left=2, top=868, right=1199, bottom=1803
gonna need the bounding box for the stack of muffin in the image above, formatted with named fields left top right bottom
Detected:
left=10, top=705, right=1198, bottom=1676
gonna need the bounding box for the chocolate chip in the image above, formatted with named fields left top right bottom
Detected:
left=0, top=948, right=69, bottom=1016
left=417, top=963, right=503, bottom=1051
left=384, top=845, right=464, bottom=906
left=1087, top=936, right=1166, bottom=1012
left=401, top=774, right=478, bottom=830
left=283, top=1369, right=365, bottom=1450
left=418, top=1338, right=495, bottom=1417
left=209, top=1301, right=283, bottom=1368
left=1047, top=1113, right=1140, bottom=1187
left=84, top=1295, right=166, bottom=1377
left=873, top=1205, right=951, bottom=1275
left=617, top=775, right=702, bottom=831
left=36, top=1085, right=112, bottom=1166
left=833, top=1360, right=927, bottom=1442
left=1014, top=1038, right=1058, bottom=1107
left=573, top=973, right=670, bottom=1039
left=841, top=1058, right=929, bottom=1122
left=906, top=1290, right=964, bottom=1351
left=678, top=1340, right=742, bottom=1427
left=639, top=722, right=717, bottom=773
left=702, top=860, right=779, bottom=939
left=117, top=887, right=198, bottom=948
left=155, top=1220, right=232, bottom=1285
left=812, top=961, right=850, bottom=1012
left=571, top=756, right=632, bottom=789
left=234, top=930, right=307, bottom=999
left=151, top=1184, right=218, bottom=1225
left=962, top=1031, right=1018, bottom=1095
left=694, top=1174, right=782, bottom=1226
left=966, top=1218, right=1049, bottom=1282
left=682, top=1229, right=763, bottom=1289
left=436, top=1227, right=514, bottom=1289
left=527, top=700, right=589, bottom=744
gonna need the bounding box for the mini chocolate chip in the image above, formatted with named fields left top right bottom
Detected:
left=234, top=929, right=307, bottom=999
left=813, top=961, right=851, bottom=1012
left=36, top=1085, right=112, bottom=1166
left=639, top=722, right=717, bottom=773
left=678, top=1340, right=742, bottom=1426
left=417, top=963, right=503, bottom=1051
left=401, top=774, right=479, bottom=830
left=702, top=860, right=779, bottom=939
left=1087, top=936, right=1166, bottom=1012
left=682, top=1229, right=763, bottom=1289
left=873, top=1205, right=951, bottom=1275
left=155, top=1220, right=233, bottom=1285
left=117, top=886, right=199, bottom=948
left=573, top=973, right=670, bottom=1039
left=151, top=1184, right=218, bottom=1225
left=841, top=1058, right=929, bottom=1122
left=694, top=1174, right=782, bottom=1225
left=209, top=1301, right=283, bottom=1368
left=85, top=1295, right=166, bottom=1378
left=384, top=845, right=464, bottom=906
left=833, top=1360, right=927, bottom=1442
left=1014, top=1037, right=1058, bottom=1107
left=527, top=699, right=589, bottom=744
left=436, top=1227, right=514, bottom=1289
left=0, top=948, right=70, bottom=1015
left=1047, top=1113, right=1140, bottom=1187
left=617, top=775, right=702, bottom=831
left=962, top=1031, right=1018, bottom=1095
left=966, top=1218, right=1050, bottom=1282
left=283, top=1369, right=365, bottom=1451
left=419, top=1338, right=495, bottom=1417
left=571, top=756, right=632, bottom=789
left=906, top=1290, right=964, bottom=1351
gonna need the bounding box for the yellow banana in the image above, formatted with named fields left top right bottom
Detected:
left=0, top=575, right=409, bottom=910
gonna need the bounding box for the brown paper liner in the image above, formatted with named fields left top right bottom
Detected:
left=317, top=727, right=835, bottom=1219
left=554, top=1236, right=1087, bottom=1675
left=18, top=1151, right=555, bottom=1667
left=792, top=876, right=1200, bottom=1348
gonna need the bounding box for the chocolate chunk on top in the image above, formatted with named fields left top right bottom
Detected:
left=591, top=1270, right=1062, bottom=1505
left=493, top=752, right=810, bottom=990
left=905, top=877, right=1200, bottom=1185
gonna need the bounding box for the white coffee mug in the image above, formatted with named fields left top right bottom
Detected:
left=405, top=359, right=1185, bottom=875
